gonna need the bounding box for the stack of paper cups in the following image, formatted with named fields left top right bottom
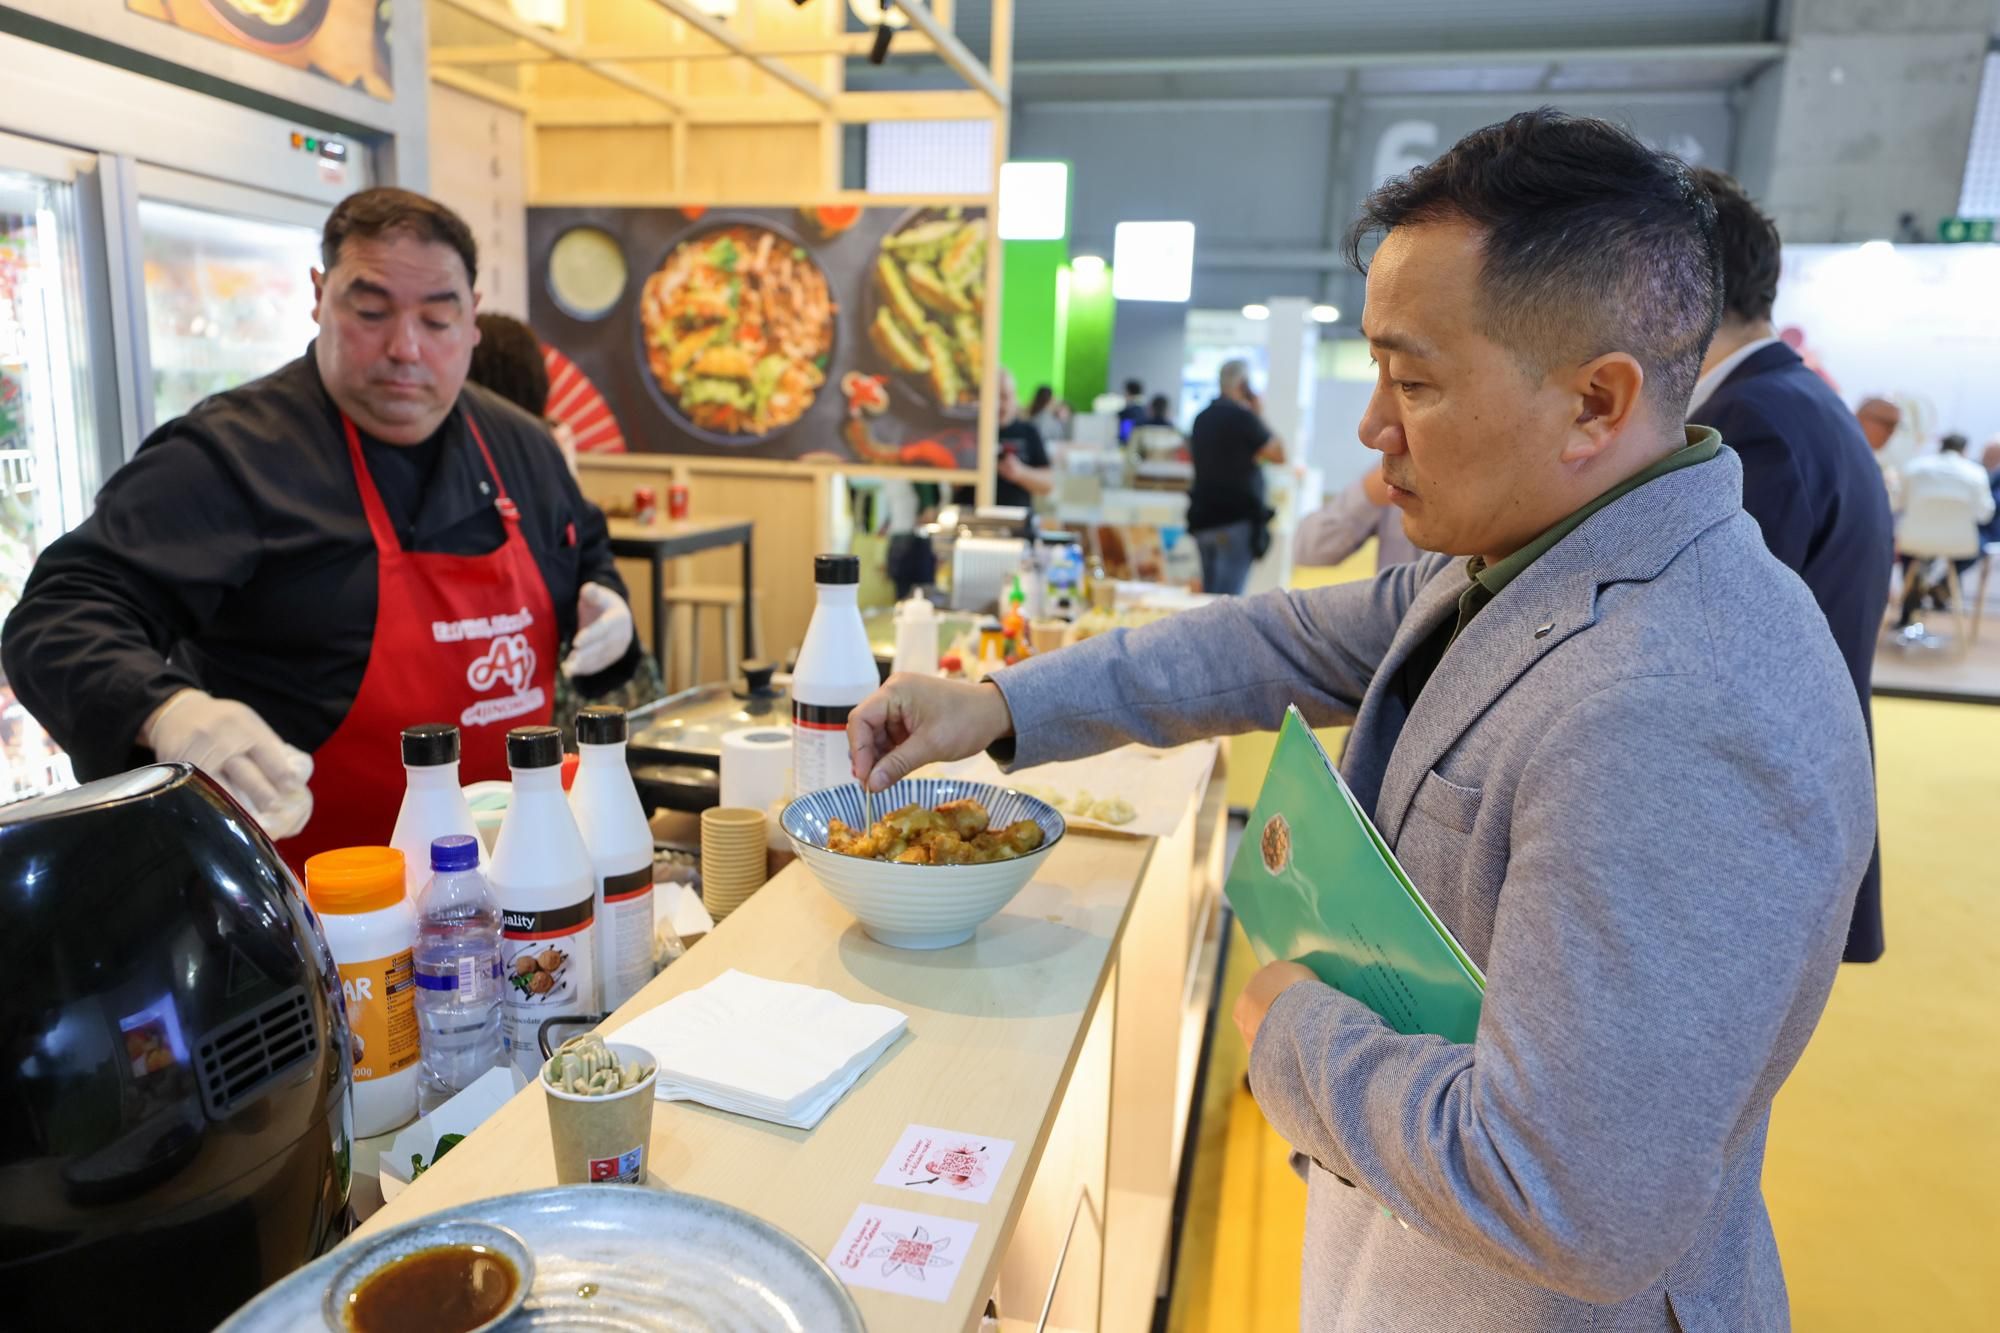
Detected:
left=700, top=807, right=769, bottom=921
left=720, top=726, right=793, bottom=851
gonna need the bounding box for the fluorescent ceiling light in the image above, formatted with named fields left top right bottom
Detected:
left=998, top=162, right=1069, bottom=241
left=1309, top=304, right=1341, bottom=323
left=1241, top=303, right=1270, bottom=320
left=1112, top=221, right=1195, bottom=302
left=1070, top=254, right=1106, bottom=275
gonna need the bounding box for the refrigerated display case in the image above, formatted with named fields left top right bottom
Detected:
left=139, top=197, right=319, bottom=427
left=0, top=138, right=108, bottom=802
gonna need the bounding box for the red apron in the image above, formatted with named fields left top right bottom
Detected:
left=278, top=409, right=558, bottom=870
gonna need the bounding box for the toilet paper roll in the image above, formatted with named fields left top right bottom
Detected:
left=719, top=726, right=794, bottom=825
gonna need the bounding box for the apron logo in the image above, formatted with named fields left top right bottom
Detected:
left=468, top=633, right=538, bottom=695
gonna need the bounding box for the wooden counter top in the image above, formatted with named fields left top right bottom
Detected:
left=359, top=831, right=1162, bottom=1331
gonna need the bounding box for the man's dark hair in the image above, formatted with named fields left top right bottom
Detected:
left=1148, top=393, right=1171, bottom=419
left=321, top=187, right=479, bottom=290
left=1346, top=108, right=1722, bottom=416
left=1942, top=433, right=1969, bottom=455
left=1692, top=167, right=1781, bottom=325
left=1123, top=378, right=1143, bottom=397
left=469, top=313, right=550, bottom=417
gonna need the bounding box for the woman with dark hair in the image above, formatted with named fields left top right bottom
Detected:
left=1026, top=383, right=1066, bottom=442
left=470, top=312, right=577, bottom=473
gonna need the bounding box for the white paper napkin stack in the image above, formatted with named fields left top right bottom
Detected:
left=608, top=969, right=908, bottom=1129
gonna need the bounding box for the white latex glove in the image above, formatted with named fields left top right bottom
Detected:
left=143, top=689, right=315, bottom=840
left=564, top=581, right=634, bottom=677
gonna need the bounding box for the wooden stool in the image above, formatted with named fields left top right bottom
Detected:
left=663, top=583, right=763, bottom=691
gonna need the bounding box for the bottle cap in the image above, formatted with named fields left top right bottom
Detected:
left=814, top=553, right=859, bottom=585
left=507, top=726, right=564, bottom=769
left=430, top=834, right=480, bottom=873
left=401, top=723, right=459, bottom=767
left=303, top=847, right=406, bottom=915
left=576, top=705, right=628, bottom=745
left=897, top=589, right=935, bottom=621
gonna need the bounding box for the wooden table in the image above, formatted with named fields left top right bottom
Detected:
left=358, top=832, right=1165, bottom=1331
left=607, top=516, right=755, bottom=669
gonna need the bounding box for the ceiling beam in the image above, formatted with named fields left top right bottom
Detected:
left=430, top=65, right=534, bottom=114
left=528, top=89, right=999, bottom=128
left=639, top=0, right=834, bottom=108
left=895, top=0, right=1007, bottom=110
left=1011, top=41, right=1785, bottom=78
left=430, top=0, right=684, bottom=113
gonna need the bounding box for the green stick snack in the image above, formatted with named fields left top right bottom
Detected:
left=543, top=1034, right=655, bottom=1096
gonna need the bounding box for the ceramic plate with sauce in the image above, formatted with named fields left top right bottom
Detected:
left=216, top=1185, right=864, bottom=1332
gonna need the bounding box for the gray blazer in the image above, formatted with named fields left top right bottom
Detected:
left=991, top=448, right=1874, bottom=1332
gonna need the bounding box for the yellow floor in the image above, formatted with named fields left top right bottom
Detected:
left=1173, top=696, right=2000, bottom=1330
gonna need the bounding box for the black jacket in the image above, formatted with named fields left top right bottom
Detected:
left=1, top=350, right=637, bottom=781
left=1692, top=340, right=1894, bottom=961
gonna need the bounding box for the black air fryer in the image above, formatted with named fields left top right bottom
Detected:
left=0, top=764, right=352, bottom=1332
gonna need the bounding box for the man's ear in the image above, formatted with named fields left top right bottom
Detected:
left=1559, top=352, right=1645, bottom=465
left=310, top=268, right=326, bottom=325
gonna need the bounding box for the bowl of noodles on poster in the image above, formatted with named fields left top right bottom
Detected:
left=633, top=216, right=838, bottom=450
left=197, top=0, right=332, bottom=49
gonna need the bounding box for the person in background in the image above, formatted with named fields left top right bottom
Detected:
left=1895, top=433, right=1995, bottom=633
left=1187, top=359, right=1286, bottom=594
left=1144, top=394, right=1177, bottom=430
left=992, top=370, right=1053, bottom=510
left=1982, top=439, right=2000, bottom=544
left=1116, top=377, right=1147, bottom=443
left=465, top=311, right=664, bottom=721
left=1293, top=464, right=1421, bottom=570
left=846, top=111, right=1873, bottom=1332
left=1856, top=397, right=1902, bottom=454
left=1687, top=167, right=1894, bottom=963
left=1025, top=383, right=1067, bottom=443
left=1, top=188, right=638, bottom=864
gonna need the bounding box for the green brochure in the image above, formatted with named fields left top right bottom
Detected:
left=1225, top=707, right=1485, bottom=1044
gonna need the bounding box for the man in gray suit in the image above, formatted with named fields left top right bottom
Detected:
left=849, top=110, right=1874, bottom=1331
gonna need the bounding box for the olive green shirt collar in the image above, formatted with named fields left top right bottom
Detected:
left=1453, top=426, right=1722, bottom=641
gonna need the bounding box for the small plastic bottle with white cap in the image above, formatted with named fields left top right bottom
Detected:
left=891, top=588, right=940, bottom=677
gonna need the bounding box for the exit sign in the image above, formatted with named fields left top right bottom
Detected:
left=1938, top=217, right=1995, bottom=243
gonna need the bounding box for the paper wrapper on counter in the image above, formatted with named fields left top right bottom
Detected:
left=543, top=1042, right=659, bottom=1185
left=719, top=726, right=793, bottom=851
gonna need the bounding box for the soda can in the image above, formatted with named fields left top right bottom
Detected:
left=633, top=486, right=657, bottom=526
left=668, top=482, right=690, bottom=521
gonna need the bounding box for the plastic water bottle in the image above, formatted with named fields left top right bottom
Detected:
left=414, top=834, right=504, bottom=1112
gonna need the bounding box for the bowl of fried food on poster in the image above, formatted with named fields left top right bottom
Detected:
left=864, top=207, right=987, bottom=421
left=634, top=216, right=837, bottom=449
left=781, top=778, right=1064, bottom=949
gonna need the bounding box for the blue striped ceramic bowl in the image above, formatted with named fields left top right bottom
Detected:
left=781, top=779, right=1066, bottom=950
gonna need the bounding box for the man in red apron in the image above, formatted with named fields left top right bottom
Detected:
left=3, top=189, right=637, bottom=864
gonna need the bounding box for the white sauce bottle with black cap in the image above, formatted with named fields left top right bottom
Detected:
left=569, top=705, right=656, bottom=1014
left=389, top=723, right=483, bottom=897
left=490, top=725, right=598, bottom=1076
left=792, top=553, right=880, bottom=797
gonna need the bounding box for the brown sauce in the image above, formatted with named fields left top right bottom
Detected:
left=346, top=1243, right=518, bottom=1333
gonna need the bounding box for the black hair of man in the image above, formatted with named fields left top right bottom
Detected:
left=1942, top=433, right=1969, bottom=455
left=1346, top=107, right=1723, bottom=418
left=1691, top=167, right=1782, bottom=325
left=469, top=313, right=552, bottom=418
left=321, top=187, right=479, bottom=291
left=1148, top=393, right=1171, bottom=419
left=1123, top=378, right=1143, bottom=397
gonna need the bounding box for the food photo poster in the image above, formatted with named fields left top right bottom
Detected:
left=126, top=0, right=394, bottom=100
left=528, top=204, right=991, bottom=474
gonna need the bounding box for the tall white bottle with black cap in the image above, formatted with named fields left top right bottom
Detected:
left=489, top=725, right=598, bottom=1077
left=791, top=553, right=880, bottom=797
left=389, top=723, right=483, bottom=896
left=569, top=705, right=656, bottom=1014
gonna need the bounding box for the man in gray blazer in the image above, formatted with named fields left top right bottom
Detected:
left=849, top=110, right=1874, bottom=1331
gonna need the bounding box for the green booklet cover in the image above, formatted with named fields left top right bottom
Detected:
left=1225, top=707, right=1485, bottom=1044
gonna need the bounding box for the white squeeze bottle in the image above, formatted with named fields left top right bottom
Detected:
left=489, top=725, right=598, bottom=1077
left=390, top=723, right=483, bottom=896
left=792, top=553, right=881, bottom=796
left=569, top=705, right=656, bottom=1014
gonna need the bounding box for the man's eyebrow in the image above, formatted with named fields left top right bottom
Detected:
left=342, top=277, right=462, bottom=306
left=1362, top=327, right=1438, bottom=359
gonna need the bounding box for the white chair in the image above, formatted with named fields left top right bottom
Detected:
left=1895, top=489, right=1984, bottom=651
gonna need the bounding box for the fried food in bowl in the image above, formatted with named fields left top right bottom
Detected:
left=782, top=779, right=1064, bottom=949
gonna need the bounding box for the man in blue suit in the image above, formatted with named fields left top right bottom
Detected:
left=1690, top=168, right=1894, bottom=962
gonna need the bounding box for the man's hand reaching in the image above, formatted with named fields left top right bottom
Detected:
left=847, top=675, right=1015, bottom=792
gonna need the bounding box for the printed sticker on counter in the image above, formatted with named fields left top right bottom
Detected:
left=827, top=1204, right=977, bottom=1304
left=872, top=1124, right=1015, bottom=1205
